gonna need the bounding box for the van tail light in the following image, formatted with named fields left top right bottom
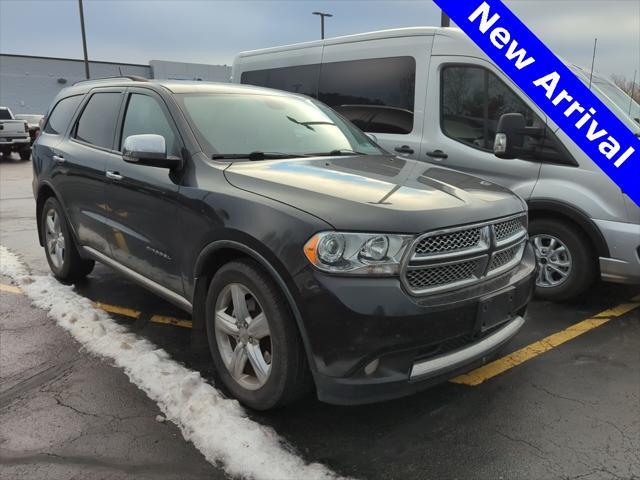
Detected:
left=24, top=122, right=29, bottom=133
left=35, top=128, right=41, bottom=140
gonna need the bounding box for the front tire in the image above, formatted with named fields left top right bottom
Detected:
left=530, top=218, right=597, bottom=301
left=41, top=197, right=94, bottom=282
left=205, top=260, right=312, bottom=410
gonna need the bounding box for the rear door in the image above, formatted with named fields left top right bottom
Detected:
left=104, top=87, right=185, bottom=294
left=48, top=89, right=124, bottom=254
left=318, top=35, right=432, bottom=160
left=423, top=56, right=543, bottom=199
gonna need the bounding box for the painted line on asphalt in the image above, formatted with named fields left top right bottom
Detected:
left=450, top=298, right=640, bottom=386
left=93, top=302, right=141, bottom=319
left=0, top=283, right=22, bottom=294
left=150, top=314, right=193, bottom=329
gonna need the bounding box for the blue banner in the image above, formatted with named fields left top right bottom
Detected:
left=434, top=0, right=640, bottom=207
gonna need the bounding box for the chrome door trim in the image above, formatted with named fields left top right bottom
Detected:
left=82, top=246, right=192, bottom=313
left=409, top=315, right=525, bottom=379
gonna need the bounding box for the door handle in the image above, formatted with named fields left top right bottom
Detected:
left=426, top=150, right=448, bottom=160
left=52, top=154, right=65, bottom=164
left=106, top=171, right=123, bottom=181
left=394, top=145, right=415, bottom=155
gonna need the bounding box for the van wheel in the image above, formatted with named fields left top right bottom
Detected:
left=205, top=260, right=312, bottom=410
left=41, top=197, right=94, bottom=282
left=529, top=218, right=596, bottom=301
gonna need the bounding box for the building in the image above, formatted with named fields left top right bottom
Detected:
left=0, top=54, right=231, bottom=114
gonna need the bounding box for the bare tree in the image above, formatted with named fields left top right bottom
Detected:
left=611, top=74, right=640, bottom=104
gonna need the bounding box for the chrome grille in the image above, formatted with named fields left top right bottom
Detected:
left=406, top=259, right=480, bottom=290
left=494, top=216, right=526, bottom=243
left=414, top=228, right=482, bottom=255
left=489, top=242, right=525, bottom=273
left=402, top=213, right=528, bottom=295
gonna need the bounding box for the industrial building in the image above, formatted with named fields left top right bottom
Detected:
left=0, top=54, right=231, bottom=114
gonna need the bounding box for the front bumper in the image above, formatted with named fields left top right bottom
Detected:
left=594, top=218, right=640, bottom=284
left=296, top=243, right=536, bottom=405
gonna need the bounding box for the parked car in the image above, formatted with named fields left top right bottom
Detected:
left=15, top=114, right=44, bottom=145
left=33, top=77, right=536, bottom=409
left=233, top=27, right=640, bottom=301
left=0, top=106, right=31, bottom=160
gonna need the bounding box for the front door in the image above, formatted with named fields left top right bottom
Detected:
left=105, top=88, right=185, bottom=294
left=423, top=56, right=544, bottom=200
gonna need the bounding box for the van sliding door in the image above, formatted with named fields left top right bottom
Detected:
left=319, top=35, right=433, bottom=160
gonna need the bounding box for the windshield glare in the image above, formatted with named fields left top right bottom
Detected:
left=178, top=93, right=384, bottom=158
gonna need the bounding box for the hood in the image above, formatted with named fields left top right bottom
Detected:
left=224, top=155, right=526, bottom=233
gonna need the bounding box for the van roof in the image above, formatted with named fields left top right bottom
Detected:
left=236, top=27, right=468, bottom=58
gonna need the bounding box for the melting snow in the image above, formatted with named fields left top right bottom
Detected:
left=0, top=245, right=345, bottom=480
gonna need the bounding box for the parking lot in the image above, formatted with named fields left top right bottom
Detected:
left=1, top=154, right=639, bottom=480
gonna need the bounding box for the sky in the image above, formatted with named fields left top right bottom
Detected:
left=0, top=0, right=638, bottom=81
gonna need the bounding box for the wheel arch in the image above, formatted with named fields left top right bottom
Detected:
left=527, top=199, right=609, bottom=259
left=190, top=239, right=317, bottom=374
left=35, top=183, right=58, bottom=247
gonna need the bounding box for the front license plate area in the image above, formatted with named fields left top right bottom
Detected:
left=476, top=287, right=516, bottom=333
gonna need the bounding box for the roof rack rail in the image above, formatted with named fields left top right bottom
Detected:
left=72, top=75, right=149, bottom=86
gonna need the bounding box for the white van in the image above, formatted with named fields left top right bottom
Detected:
left=232, top=27, right=640, bottom=301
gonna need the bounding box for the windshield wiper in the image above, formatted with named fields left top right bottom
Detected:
left=212, top=151, right=307, bottom=161
left=286, top=116, right=337, bottom=131
left=314, top=149, right=369, bottom=157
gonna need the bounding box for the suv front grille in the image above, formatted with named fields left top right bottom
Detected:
left=402, top=213, right=528, bottom=295
left=406, top=259, right=481, bottom=290
left=414, top=228, right=482, bottom=256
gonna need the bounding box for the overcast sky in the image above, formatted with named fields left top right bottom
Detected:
left=1, top=0, right=638, bottom=80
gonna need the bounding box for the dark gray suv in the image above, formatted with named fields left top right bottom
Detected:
left=32, top=77, right=536, bottom=409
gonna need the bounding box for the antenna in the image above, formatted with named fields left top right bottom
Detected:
left=588, top=38, right=597, bottom=90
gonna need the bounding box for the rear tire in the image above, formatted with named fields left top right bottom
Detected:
left=41, top=197, right=94, bottom=282
left=205, top=259, right=312, bottom=410
left=19, top=148, right=31, bottom=161
left=0, top=148, right=11, bottom=158
left=529, top=218, right=597, bottom=301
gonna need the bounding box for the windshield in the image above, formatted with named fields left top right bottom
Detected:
left=569, top=65, right=640, bottom=131
left=177, top=93, right=385, bottom=158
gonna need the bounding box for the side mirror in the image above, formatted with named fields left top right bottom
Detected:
left=122, top=134, right=182, bottom=169
left=493, top=113, right=543, bottom=160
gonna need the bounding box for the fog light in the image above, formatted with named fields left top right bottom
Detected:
left=364, top=358, right=380, bottom=376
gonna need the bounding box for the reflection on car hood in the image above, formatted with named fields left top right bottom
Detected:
left=224, top=155, right=526, bottom=233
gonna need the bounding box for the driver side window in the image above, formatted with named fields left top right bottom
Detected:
left=120, top=93, right=180, bottom=156
left=441, top=65, right=536, bottom=151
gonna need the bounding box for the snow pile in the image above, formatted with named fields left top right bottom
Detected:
left=0, top=245, right=345, bottom=480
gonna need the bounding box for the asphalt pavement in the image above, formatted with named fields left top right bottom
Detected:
left=1, top=154, right=639, bottom=480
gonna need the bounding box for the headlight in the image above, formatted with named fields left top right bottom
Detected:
left=304, top=231, right=413, bottom=275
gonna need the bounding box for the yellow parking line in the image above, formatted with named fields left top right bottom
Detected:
left=0, top=283, right=22, bottom=294
left=93, top=302, right=141, bottom=319
left=451, top=299, right=640, bottom=386
left=150, top=314, right=192, bottom=329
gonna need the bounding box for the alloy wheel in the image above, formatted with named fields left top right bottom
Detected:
left=214, top=283, right=272, bottom=390
left=45, top=208, right=65, bottom=269
left=531, top=234, right=572, bottom=288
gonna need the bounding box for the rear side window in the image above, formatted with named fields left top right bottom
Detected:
left=43, top=95, right=83, bottom=135
left=74, top=92, right=122, bottom=149
left=120, top=94, right=180, bottom=156
left=441, top=66, right=535, bottom=151
left=241, top=64, right=320, bottom=98
left=318, top=57, right=416, bottom=134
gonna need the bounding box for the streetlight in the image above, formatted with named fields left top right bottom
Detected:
left=312, top=11, right=333, bottom=40
left=78, top=0, right=90, bottom=79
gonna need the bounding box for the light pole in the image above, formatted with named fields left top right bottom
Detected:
left=312, top=11, right=333, bottom=40
left=78, top=0, right=90, bottom=79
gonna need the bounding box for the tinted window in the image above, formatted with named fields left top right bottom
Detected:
left=0, top=109, right=12, bottom=120
left=318, top=57, right=416, bottom=134
left=43, top=96, right=82, bottom=135
left=120, top=94, right=179, bottom=156
left=241, top=64, right=320, bottom=97
left=441, top=66, right=534, bottom=150
left=74, top=92, right=121, bottom=149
